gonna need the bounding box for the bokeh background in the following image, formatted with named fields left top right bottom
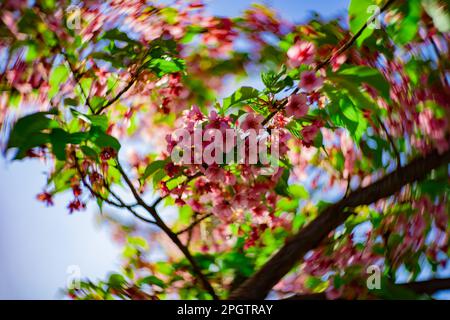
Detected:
left=2, top=0, right=448, bottom=300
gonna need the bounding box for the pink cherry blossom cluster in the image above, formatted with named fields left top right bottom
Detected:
left=160, top=106, right=292, bottom=247
left=363, top=50, right=449, bottom=156
left=303, top=231, right=382, bottom=299
left=379, top=196, right=448, bottom=269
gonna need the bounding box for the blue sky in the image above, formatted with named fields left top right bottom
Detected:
left=0, top=0, right=362, bottom=299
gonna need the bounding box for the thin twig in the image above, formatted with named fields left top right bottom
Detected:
left=176, top=213, right=213, bottom=235
left=429, top=36, right=449, bottom=87
left=262, top=0, right=396, bottom=126
left=72, top=151, right=157, bottom=225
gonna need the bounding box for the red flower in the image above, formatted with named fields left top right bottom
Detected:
left=72, top=184, right=82, bottom=197
left=100, top=147, right=117, bottom=161
left=37, top=192, right=54, bottom=206
left=67, top=199, right=86, bottom=214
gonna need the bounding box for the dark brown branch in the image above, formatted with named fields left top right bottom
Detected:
left=72, top=151, right=157, bottom=225
left=94, top=76, right=138, bottom=114
left=115, top=160, right=219, bottom=299
left=316, top=0, right=395, bottom=70
left=284, top=277, right=450, bottom=300
left=405, top=277, right=450, bottom=295
left=429, top=36, right=449, bottom=87
left=94, top=44, right=153, bottom=115
left=229, top=147, right=450, bottom=299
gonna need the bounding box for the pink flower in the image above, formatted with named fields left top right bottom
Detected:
left=239, top=113, right=264, bottom=132
left=184, top=105, right=204, bottom=122
left=418, top=108, right=447, bottom=140
left=301, top=122, right=321, bottom=147
left=212, top=200, right=233, bottom=221
left=205, top=110, right=231, bottom=133
left=232, top=192, right=248, bottom=209
left=331, top=53, right=347, bottom=72
left=287, top=41, right=315, bottom=67
left=204, top=165, right=225, bottom=181
left=224, top=171, right=236, bottom=185
left=285, top=94, right=308, bottom=118
left=299, top=71, right=323, bottom=92
left=187, top=199, right=204, bottom=212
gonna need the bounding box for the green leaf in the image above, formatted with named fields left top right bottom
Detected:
left=142, top=160, right=167, bottom=180
left=222, top=86, right=259, bottom=114
left=49, top=65, right=69, bottom=99
left=179, top=205, right=193, bottom=224
left=90, top=96, right=108, bottom=113
left=81, top=145, right=98, bottom=159
left=128, top=236, right=149, bottom=250
left=222, top=252, right=255, bottom=277
left=166, top=175, right=186, bottom=190
left=71, top=109, right=109, bottom=131
left=90, top=127, right=121, bottom=151
left=348, top=0, right=376, bottom=46
left=305, top=276, right=327, bottom=291
left=288, top=184, right=309, bottom=199
left=64, top=97, right=79, bottom=106
left=160, top=7, right=178, bottom=24
left=276, top=198, right=299, bottom=212
left=13, top=133, right=51, bottom=159
left=336, top=65, right=390, bottom=100
left=139, top=275, right=166, bottom=288
left=148, top=57, right=185, bottom=77
left=102, top=28, right=139, bottom=44
left=49, top=128, right=70, bottom=160
left=25, top=43, right=39, bottom=62
left=326, top=90, right=368, bottom=143
left=79, top=78, right=92, bottom=99
left=108, top=273, right=126, bottom=289
left=274, top=168, right=290, bottom=197
left=7, top=109, right=59, bottom=149
left=152, top=169, right=167, bottom=187
left=391, top=0, right=421, bottom=45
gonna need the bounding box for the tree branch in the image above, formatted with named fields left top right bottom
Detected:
left=115, top=160, right=219, bottom=299
left=377, top=115, right=401, bottom=168
left=94, top=75, right=138, bottom=115
left=229, top=147, right=450, bottom=299
left=262, top=0, right=396, bottom=127
left=72, top=151, right=157, bottom=225
left=176, top=213, right=212, bottom=235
